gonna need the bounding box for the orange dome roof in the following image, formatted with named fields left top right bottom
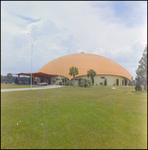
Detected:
left=37, top=52, right=132, bottom=80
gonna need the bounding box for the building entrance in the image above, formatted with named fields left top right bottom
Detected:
left=48, top=77, right=51, bottom=84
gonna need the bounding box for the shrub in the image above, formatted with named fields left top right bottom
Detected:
left=116, top=79, right=119, bottom=86
left=63, top=82, right=69, bottom=86
left=78, top=81, right=84, bottom=87
left=84, top=79, right=88, bottom=87
left=135, top=85, right=142, bottom=91
left=113, top=83, right=116, bottom=86
left=59, top=82, right=62, bottom=85
left=78, top=78, right=83, bottom=87
left=100, top=82, right=103, bottom=85
left=5, top=81, right=8, bottom=84
left=87, top=80, right=91, bottom=87
left=61, top=78, right=67, bottom=85
left=70, top=82, right=73, bottom=86
left=66, top=82, right=69, bottom=86
left=78, top=78, right=82, bottom=85
left=78, top=79, right=91, bottom=87
left=104, top=78, right=107, bottom=86
left=84, top=84, right=88, bottom=88
left=18, top=83, right=25, bottom=85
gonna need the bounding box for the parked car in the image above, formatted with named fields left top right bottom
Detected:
left=38, top=82, right=48, bottom=86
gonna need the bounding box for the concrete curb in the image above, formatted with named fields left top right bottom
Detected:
left=1, top=85, right=61, bottom=92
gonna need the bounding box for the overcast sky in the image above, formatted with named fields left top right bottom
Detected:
left=1, top=1, right=147, bottom=79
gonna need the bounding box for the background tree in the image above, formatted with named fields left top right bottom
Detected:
left=29, top=77, right=33, bottom=85
left=7, top=73, right=13, bottom=84
left=1, top=75, right=7, bottom=83
left=14, top=77, right=18, bottom=84
left=135, top=46, right=147, bottom=90
left=1, top=75, right=4, bottom=83
left=69, top=66, right=79, bottom=86
left=87, top=69, right=96, bottom=85
left=116, top=79, right=119, bottom=86
left=132, top=80, right=136, bottom=86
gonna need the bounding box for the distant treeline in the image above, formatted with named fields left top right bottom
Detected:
left=1, top=73, right=31, bottom=85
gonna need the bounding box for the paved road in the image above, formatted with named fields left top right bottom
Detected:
left=1, top=85, right=61, bottom=92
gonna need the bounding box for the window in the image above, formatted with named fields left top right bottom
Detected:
left=101, top=77, right=105, bottom=79
left=75, top=79, right=79, bottom=81
left=56, top=78, right=60, bottom=80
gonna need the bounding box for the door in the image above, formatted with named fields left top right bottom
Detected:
left=122, top=80, right=125, bottom=85
left=48, top=77, right=51, bottom=85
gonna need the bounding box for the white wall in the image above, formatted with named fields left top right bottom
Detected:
left=74, top=75, right=129, bottom=86
left=50, top=76, right=69, bottom=85
left=37, top=75, right=129, bottom=86
left=93, top=75, right=128, bottom=86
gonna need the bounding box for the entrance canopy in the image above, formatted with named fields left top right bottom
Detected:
left=14, top=72, right=57, bottom=77
left=14, top=72, right=57, bottom=84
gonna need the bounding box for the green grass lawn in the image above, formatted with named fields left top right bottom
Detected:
left=1, top=83, right=40, bottom=89
left=1, top=86, right=147, bottom=149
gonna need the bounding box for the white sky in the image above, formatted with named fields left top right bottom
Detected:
left=1, top=1, right=147, bottom=79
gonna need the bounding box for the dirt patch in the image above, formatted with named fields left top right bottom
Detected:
left=111, top=87, right=116, bottom=89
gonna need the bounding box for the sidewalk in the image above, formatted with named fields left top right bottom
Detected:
left=1, top=85, right=61, bottom=92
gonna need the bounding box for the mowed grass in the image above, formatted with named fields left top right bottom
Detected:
left=1, top=86, right=147, bottom=149
left=1, top=83, right=39, bottom=89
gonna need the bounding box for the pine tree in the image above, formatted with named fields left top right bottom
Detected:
left=135, top=46, right=147, bottom=90
left=104, top=78, right=107, bottom=86
left=135, top=77, right=142, bottom=91
left=116, top=79, right=119, bottom=86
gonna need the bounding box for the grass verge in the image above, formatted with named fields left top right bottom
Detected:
left=1, top=86, right=147, bottom=149
left=1, top=83, right=40, bottom=89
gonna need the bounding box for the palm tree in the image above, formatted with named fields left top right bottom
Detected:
left=69, top=66, right=79, bottom=86
left=87, top=69, right=96, bottom=85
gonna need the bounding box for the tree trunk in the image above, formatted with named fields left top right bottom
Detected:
left=73, top=75, right=76, bottom=86
left=91, top=75, right=93, bottom=85
left=144, top=82, right=147, bottom=90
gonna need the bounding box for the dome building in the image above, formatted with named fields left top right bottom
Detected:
left=33, top=52, right=132, bottom=86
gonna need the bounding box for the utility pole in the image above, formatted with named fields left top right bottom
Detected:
left=58, top=57, right=60, bottom=85
left=58, top=57, right=59, bottom=85
left=30, top=44, right=33, bottom=89
left=64, top=66, right=65, bottom=86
